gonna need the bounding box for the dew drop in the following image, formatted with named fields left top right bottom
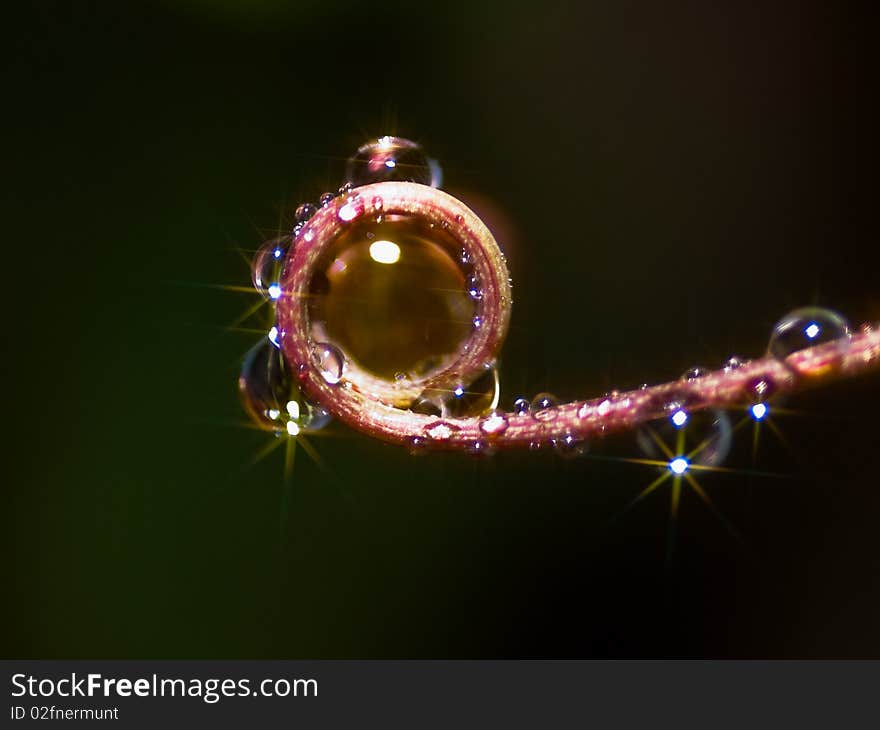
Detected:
left=311, top=341, right=345, bottom=385
left=531, top=392, right=558, bottom=421
left=443, top=368, right=500, bottom=417
left=295, top=203, right=317, bottom=222
left=472, top=315, right=483, bottom=329
left=239, top=339, right=331, bottom=433
left=723, top=356, right=745, bottom=373
left=371, top=195, right=384, bottom=213
left=345, top=136, right=438, bottom=187
left=479, top=411, right=509, bottom=437
left=553, top=432, right=587, bottom=458
left=636, top=409, right=732, bottom=467
left=465, top=273, right=483, bottom=301
left=466, top=440, right=493, bottom=456
left=747, top=375, right=776, bottom=402
left=337, top=194, right=365, bottom=222
left=513, top=397, right=530, bottom=416
left=319, top=192, right=336, bottom=207
left=425, top=421, right=458, bottom=441
left=411, top=395, right=443, bottom=417
left=768, top=306, right=851, bottom=366
left=681, top=366, right=709, bottom=381
left=251, top=237, right=288, bottom=298
left=596, top=399, right=613, bottom=417
left=459, top=248, right=471, bottom=266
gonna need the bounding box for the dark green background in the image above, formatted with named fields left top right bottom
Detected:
left=5, top=1, right=879, bottom=657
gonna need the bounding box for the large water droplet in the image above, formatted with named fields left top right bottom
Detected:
left=768, top=307, right=850, bottom=364
left=308, top=213, right=476, bottom=380
left=531, top=392, right=558, bottom=421
left=239, top=339, right=331, bottom=433
left=251, top=237, right=288, bottom=299
left=636, top=408, right=732, bottom=467
left=311, top=341, right=345, bottom=385
left=345, top=136, right=439, bottom=187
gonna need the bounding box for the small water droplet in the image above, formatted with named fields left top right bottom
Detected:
left=465, top=273, right=483, bottom=301
left=553, top=432, right=587, bottom=458
left=338, top=181, right=353, bottom=195
left=311, top=341, right=345, bottom=384
left=345, top=136, right=438, bottom=186
left=479, top=412, right=509, bottom=436
left=371, top=195, right=384, bottom=212
left=295, top=203, right=317, bottom=222
left=747, top=375, right=776, bottom=402
left=319, top=192, right=336, bottom=207
left=425, top=421, right=458, bottom=441
left=596, top=399, right=613, bottom=417
left=455, top=214, right=465, bottom=225
left=466, top=440, right=493, bottom=456
left=394, top=371, right=411, bottom=386
left=768, top=306, right=851, bottom=367
left=681, top=366, right=708, bottom=381
left=472, top=315, right=483, bottom=329
left=251, top=237, right=288, bottom=298
left=531, top=392, right=558, bottom=421
left=459, top=248, right=471, bottom=265
left=513, top=397, right=530, bottom=415
left=723, top=356, right=745, bottom=372
left=337, top=194, right=365, bottom=222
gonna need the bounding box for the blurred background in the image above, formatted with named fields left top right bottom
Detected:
left=4, top=0, right=879, bottom=657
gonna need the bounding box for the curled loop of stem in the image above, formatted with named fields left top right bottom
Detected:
left=277, top=181, right=880, bottom=451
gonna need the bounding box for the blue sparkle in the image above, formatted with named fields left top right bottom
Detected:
left=750, top=402, right=768, bottom=421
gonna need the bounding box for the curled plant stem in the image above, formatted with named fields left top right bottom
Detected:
left=276, top=180, right=880, bottom=452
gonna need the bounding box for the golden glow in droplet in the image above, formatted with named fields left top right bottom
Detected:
left=369, top=239, right=401, bottom=265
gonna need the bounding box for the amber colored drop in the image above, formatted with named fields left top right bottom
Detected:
left=308, top=214, right=475, bottom=380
